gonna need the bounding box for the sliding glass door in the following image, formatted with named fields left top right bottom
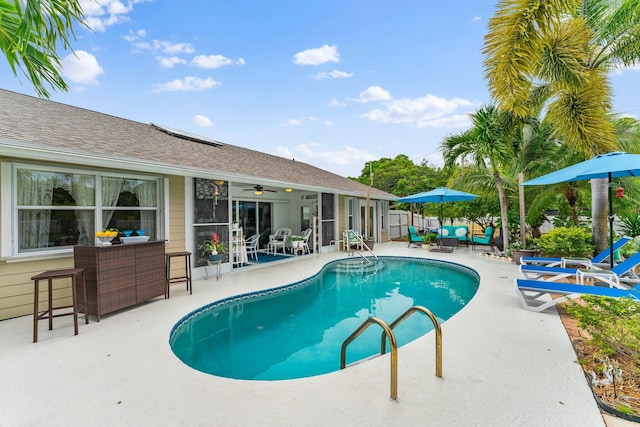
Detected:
left=235, top=201, right=272, bottom=248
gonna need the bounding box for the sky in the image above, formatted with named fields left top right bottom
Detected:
left=1, top=0, right=639, bottom=178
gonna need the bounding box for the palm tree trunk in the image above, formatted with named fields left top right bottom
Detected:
left=591, top=178, right=609, bottom=253
left=495, top=173, right=510, bottom=250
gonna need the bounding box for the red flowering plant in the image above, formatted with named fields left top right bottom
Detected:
left=201, top=232, right=226, bottom=255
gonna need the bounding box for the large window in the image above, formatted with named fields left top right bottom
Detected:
left=14, top=165, right=161, bottom=254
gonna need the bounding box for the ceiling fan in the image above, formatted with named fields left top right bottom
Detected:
left=244, top=184, right=277, bottom=195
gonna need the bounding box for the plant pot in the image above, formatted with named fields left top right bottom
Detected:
left=208, top=253, right=222, bottom=262
left=422, top=244, right=430, bottom=250
left=512, top=249, right=536, bottom=265
left=363, top=240, right=375, bottom=250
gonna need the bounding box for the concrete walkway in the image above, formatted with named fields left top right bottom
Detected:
left=0, top=242, right=607, bottom=426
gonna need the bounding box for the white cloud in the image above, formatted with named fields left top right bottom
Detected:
left=472, top=16, right=481, bottom=22
left=324, top=120, right=335, bottom=126
left=127, top=36, right=194, bottom=55
left=280, top=116, right=319, bottom=127
left=313, top=70, right=353, bottom=79
left=330, top=98, right=347, bottom=107
left=123, top=29, right=146, bottom=42
left=193, top=115, right=213, bottom=126
left=293, top=44, right=339, bottom=65
left=61, top=50, right=104, bottom=85
left=190, top=55, right=244, bottom=69
left=352, top=86, right=392, bottom=103
left=158, top=56, right=187, bottom=68
left=152, top=76, right=221, bottom=93
left=79, top=0, right=150, bottom=32
left=291, top=143, right=374, bottom=167
left=360, top=94, right=478, bottom=128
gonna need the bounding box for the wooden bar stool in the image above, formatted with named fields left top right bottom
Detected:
left=165, top=251, right=192, bottom=298
left=31, top=267, right=89, bottom=343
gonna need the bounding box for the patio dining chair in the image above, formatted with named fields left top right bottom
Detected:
left=245, top=233, right=260, bottom=261
left=268, top=227, right=292, bottom=255
left=300, top=228, right=312, bottom=254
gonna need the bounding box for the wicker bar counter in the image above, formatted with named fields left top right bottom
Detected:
left=73, top=241, right=165, bottom=321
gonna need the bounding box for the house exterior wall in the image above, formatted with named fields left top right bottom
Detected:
left=0, top=172, right=186, bottom=321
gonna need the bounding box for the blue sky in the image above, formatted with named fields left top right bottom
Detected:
left=2, top=0, right=639, bottom=178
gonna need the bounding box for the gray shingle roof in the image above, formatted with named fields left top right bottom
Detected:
left=0, top=89, right=396, bottom=200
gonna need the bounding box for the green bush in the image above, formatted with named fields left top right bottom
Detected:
left=565, top=295, right=640, bottom=371
left=535, top=227, right=594, bottom=258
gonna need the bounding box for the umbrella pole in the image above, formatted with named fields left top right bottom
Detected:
left=439, top=200, right=443, bottom=250
left=608, top=173, right=615, bottom=269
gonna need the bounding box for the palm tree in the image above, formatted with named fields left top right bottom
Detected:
left=484, top=0, right=640, bottom=252
left=0, top=0, right=86, bottom=98
left=441, top=105, right=518, bottom=249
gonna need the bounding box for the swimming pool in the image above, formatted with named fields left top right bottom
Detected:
left=170, top=256, right=479, bottom=380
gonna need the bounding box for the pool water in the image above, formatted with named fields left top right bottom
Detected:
left=169, top=256, right=479, bottom=380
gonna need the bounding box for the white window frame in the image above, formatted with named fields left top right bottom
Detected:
left=2, top=161, right=164, bottom=259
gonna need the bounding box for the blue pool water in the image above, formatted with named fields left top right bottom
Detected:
left=169, top=256, right=479, bottom=380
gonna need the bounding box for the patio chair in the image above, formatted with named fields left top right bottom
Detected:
left=471, top=226, right=494, bottom=250
left=343, top=229, right=363, bottom=254
left=268, top=227, right=292, bottom=255
left=300, top=228, right=312, bottom=254
left=521, top=236, right=631, bottom=268
left=520, top=250, right=640, bottom=288
left=245, top=233, right=260, bottom=261
left=515, top=278, right=640, bottom=312
left=407, top=226, right=423, bottom=247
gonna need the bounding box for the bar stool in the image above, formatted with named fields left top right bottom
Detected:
left=31, top=267, right=89, bottom=343
left=165, top=251, right=192, bottom=298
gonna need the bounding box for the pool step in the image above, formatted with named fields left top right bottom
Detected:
left=330, top=259, right=386, bottom=274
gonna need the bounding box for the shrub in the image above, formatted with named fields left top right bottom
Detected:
left=535, top=227, right=593, bottom=258
left=565, top=295, right=640, bottom=371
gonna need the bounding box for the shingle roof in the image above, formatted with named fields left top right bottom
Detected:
left=0, top=89, right=395, bottom=200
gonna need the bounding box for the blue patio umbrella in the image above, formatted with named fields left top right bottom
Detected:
left=398, top=187, right=479, bottom=249
left=522, top=151, right=640, bottom=268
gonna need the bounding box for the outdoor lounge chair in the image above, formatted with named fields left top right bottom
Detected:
left=519, top=250, right=640, bottom=288
left=407, top=226, right=423, bottom=247
left=515, top=278, right=640, bottom=312
left=520, top=236, right=631, bottom=267
left=471, top=226, right=494, bottom=250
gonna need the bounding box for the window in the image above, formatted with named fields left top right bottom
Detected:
left=14, top=165, right=161, bottom=255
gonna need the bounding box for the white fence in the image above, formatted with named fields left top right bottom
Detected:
left=388, top=210, right=439, bottom=239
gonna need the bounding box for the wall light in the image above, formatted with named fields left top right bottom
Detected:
left=285, top=187, right=293, bottom=193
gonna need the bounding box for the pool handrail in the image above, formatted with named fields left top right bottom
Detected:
left=340, top=317, right=398, bottom=401
left=381, top=305, right=443, bottom=378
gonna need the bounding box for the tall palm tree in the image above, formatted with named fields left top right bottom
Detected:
left=441, top=105, right=518, bottom=249
left=0, top=0, right=86, bottom=97
left=484, top=0, right=640, bottom=251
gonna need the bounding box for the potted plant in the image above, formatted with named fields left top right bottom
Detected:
left=508, top=238, right=538, bottom=265
left=362, top=237, right=375, bottom=250
left=421, top=234, right=436, bottom=250
left=201, top=232, right=226, bottom=262
left=290, top=235, right=305, bottom=248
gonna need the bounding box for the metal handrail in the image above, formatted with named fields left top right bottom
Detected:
left=340, top=317, right=398, bottom=401
left=345, top=230, right=378, bottom=263
left=381, top=305, right=442, bottom=378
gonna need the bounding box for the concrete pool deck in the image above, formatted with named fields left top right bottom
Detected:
left=0, top=242, right=620, bottom=426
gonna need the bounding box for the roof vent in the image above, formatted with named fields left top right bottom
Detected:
left=151, top=123, right=223, bottom=147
